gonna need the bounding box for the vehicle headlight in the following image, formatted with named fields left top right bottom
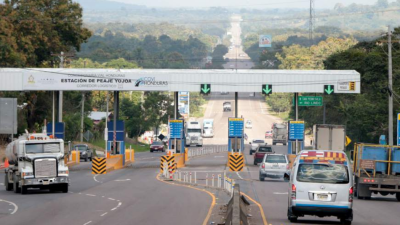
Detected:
left=22, top=172, right=34, bottom=178
left=82, top=152, right=87, bottom=155
left=59, top=170, right=69, bottom=175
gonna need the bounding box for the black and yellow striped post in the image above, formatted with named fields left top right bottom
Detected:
left=160, top=155, right=176, bottom=174
left=229, top=154, right=244, bottom=172
left=92, top=157, right=107, bottom=174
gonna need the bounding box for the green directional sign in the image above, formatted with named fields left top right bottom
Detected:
left=298, top=96, right=323, bottom=106
left=324, top=85, right=334, bottom=95
left=262, top=84, right=272, bottom=96
left=200, top=84, right=211, bottom=95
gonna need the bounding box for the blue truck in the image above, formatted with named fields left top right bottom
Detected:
left=352, top=143, right=400, bottom=201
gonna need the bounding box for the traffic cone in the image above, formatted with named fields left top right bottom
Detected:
left=4, top=159, right=9, bottom=168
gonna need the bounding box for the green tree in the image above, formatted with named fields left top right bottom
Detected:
left=0, top=0, right=92, bottom=67
left=143, top=92, right=174, bottom=135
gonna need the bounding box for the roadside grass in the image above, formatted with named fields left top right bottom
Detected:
left=268, top=110, right=290, bottom=121
left=192, top=105, right=206, bottom=118
left=91, top=139, right=150, bottom=153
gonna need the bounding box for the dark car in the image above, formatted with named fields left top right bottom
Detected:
left=150, top=141, right=165, bottom=152
left=74, top=144, right=93, bottom=162
left=253, top=145, right=274, bottom=165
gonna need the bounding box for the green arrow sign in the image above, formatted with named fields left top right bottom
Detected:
left=262, top=84, right=272, bottom=95
left=324, top=85, right=334, bottom=95
left=200, top=84, right=211, bottom=95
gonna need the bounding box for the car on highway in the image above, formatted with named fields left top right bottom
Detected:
left=265, top=130, right=273, bottom=139
left=287, top=150, right=353, bottom=224
left=253, top=145, right=274, bottom=165
left=223, top=102, right=232, bottom=111
left=259, top=154, right=289, bottom=181
left=249, top=139, right=265, bottom=155
left=74, top=144, right=93, bottom=162
left=245, top=120, right=252, bottom=129
left=150, top=141, right=165, bottom=152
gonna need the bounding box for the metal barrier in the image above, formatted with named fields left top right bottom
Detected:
left=225, top=184, right=249, bottom=225
left=187, top=146, right=228, bottom=158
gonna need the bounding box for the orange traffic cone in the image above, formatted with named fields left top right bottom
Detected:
left=4, top=159, right=9, bottom=168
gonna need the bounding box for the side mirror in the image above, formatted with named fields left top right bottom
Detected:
left=350, top=150, right=354, bottom=161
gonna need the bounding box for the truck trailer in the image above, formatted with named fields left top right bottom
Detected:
left=352, top=143, right=400, bottom=201
left=272, top=123, right=287, bottom=145
left=313, top=124, right=346, bottom=151
left=4, top=133, right=69, bottom=194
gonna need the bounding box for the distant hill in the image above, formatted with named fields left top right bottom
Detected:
left=74, top=0, right=146, bottom=11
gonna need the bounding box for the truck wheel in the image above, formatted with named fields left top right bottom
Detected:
left=396, top=193, right=400, bottom=201
left=21, top=186, right=28, bottom=195
left=61, top=184, right=68, bottom=193
left=253, top=161, right=257, bottom=166
left=250, top=151, right=252, bottom=155
left=5, top=173, right=13, bottom=191
left=272, top=142, right=276, bottom=145
left=13, top=174, right=21, bottom=193
left=89, top=156, right=92, bottom=161
left=85, top=156, right=88, bottom=162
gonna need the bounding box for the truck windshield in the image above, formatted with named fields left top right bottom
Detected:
left=188, top=129, right=201, bottom=133
left=25, top=143, right=61, bottom=154
left=75, top=146, right=87, bottom=151
left=297, top=164, right=349, bottom=184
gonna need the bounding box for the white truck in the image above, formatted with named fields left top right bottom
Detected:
left=313, top=124, right=346, bottom=151
left=185, top=121, right=203, bottom=147
left=4, top=133, right=69, bottom=194
left=202, top=119, right=214, bottom=138
left=272, top=123, right=287, bottom=145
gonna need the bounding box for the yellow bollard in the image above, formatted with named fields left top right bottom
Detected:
left=71, top=150, right=80, bottom=163
left=185, top=148, right=189, bottom=162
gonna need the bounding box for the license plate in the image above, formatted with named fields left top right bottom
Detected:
left=272, top=164, right=279, bottom=168
left=316, top=194, right=328, bottom=201
left=43, top=181, right=49, bottom=185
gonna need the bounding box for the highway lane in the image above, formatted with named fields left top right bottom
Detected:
left=0, top=151, right=213, bottom=225
left=187, top=93, right=400, bottom=225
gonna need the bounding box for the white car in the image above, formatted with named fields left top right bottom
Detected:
left=287, top=150, right=353, bottom=224
left=259, top=154, right=289, bottom=181
left=249, top=139, right=264, bottom=155
left=245, top=120, right=252, bottom=129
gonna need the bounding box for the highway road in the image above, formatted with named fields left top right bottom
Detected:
left=1, top=93, right=400, bottom=225
left=223, top=15, right=254, bottom=70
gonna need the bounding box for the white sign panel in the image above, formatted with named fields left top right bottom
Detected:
left=23, top=73, right=170, bottom=91
left=178, top=92, right=190, bottom=119
left=337, top=82, right=350, bottom=91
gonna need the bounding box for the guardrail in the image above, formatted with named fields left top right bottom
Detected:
left=225, top=184, right=249, bottom=225
left=187, top=146, right=228, bottom=158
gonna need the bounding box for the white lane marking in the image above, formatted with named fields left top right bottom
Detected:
left=111, top=202, right=122, bottom=211
left=273, top=192, right=288, bottom=195
left=69, top=191, right=74, bottom=193
left=0, top=199, right=18, bottom=214
left=236, top=172, right=243, bottom=179
left=93, top=174, right=101, bottom=183
left=114, top=179, right=131, bottom=182
left=0, top=183, right=3, bottom=185
left=83, top=221, right=92, bottom=225
left=86, top=194, right=96, bottom=197
left=214, top=156, right=225, bottom=158
left=101, top=212, right=108, bottom=217
left=108, top=198, right=115, bottom=201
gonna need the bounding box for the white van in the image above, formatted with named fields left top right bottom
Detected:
left=288, top=150, right=353, bottom=224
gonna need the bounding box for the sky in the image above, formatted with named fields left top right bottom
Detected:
left=111, top=0, right=395, bottom=9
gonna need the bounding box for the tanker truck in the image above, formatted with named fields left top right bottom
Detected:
left=4, top=133, right=69, bottom=194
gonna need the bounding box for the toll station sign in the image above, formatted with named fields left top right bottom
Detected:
left=169, top=120, right=184, bottom=139
left=228, top=118, right=244, bottom=138
left=288, top=121, right=305, bottom=141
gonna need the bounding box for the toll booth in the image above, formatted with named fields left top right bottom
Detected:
left=46, top=122, right=65, bottom=139
left=228, top=118, right=244, bottom=152
left=287, top=120, right=305, bottom=154
left=169, top=119, right=185, bottom=153
left=107, top=120, right=125, bottom=164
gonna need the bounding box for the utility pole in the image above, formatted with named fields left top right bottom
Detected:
left=388, top=25, right=393, bottom=145
left=309, top=0, right=315, bottom=45
left=80, top=92, right=84, bottom=142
